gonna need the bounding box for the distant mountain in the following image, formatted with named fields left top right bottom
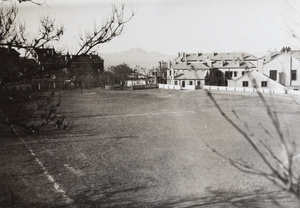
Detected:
left=99, top=48, right=175, bottom=69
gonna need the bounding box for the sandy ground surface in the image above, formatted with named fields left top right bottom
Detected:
left=1, top=89, right=300, bottom=207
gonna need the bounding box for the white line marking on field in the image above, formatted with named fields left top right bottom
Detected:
left=87, top=110, right=195, bottom=119
left=64, top=164, right=84, bottom=176
left=13, top=129, right=73, bottom=205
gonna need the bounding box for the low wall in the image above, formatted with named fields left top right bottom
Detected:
left=158, top=84, right=181, bottom=90
left=159, top=84, right=300, bottom=95
left=3, top=84, right=32, bottom=91
left=203, top=85, right=297, bottom=95
left=159, top=84, right=202, bottom=90
left=132, top=84, right=158, bottom=90
left=183, top=85, right=196, bottom=90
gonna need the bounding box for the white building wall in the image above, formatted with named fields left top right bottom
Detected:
left=262, top=52, right=291, bottom=86
left=228, top=71, right=285, bottom=90
left=291, top=57, right=300, bottom=87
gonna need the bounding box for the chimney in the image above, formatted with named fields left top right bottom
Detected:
left=233, top=57, right=240, bottom=66
left=257, top=59, right=264, bottom=73
left=197, top=52, right=202, bottom=56
left=220, top=58, right=224, bottom=67
left=206, top=59, right=212, bottom=67
left=213, top=51, right=218, bottom=56
left=281, top=47, right=291, bottom=54
left=168, top=60, right=172, bottom=68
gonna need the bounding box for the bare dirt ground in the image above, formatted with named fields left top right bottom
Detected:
left=1, top=88, right=300, bottom=207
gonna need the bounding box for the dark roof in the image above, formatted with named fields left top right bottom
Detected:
left=34, top=48, right=57, bottom=57
left=0, top=47, right=20, bottom=55
left=62, top=54, right=104, bottom=63
left=73, top=54, right=103, bottom=62
left=34, top=48, right=61, bottom=65
left=212, top=60, right=255, bottom=68
left=172, top=60, right=255, bottom=70
left=19, top=57, right=38, bottom=66
left=174, top=69, right=208, bottom=80
left=175, top=52, right=257, bottom=62
left=172, top=62, right=209, bottom=70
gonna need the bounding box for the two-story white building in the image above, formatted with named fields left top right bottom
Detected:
left=167, top=51, right=258, bottom=89
left=258, top=47, right=300, bottom=89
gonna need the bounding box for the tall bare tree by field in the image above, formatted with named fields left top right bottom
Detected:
left=206, top=72, right=300, bottom=206
left=205, top=1, right=300, bottom=204
left=0, top=0, right=134, bottom=134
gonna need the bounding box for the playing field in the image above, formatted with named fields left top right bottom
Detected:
left=1, top=89, right=300, bottom=207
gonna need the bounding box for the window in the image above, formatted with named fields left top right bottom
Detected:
left=169, top=70, right=171, bottom=76
left=234, top=71, right=237, bottom=77
left=225, top=71, right=233, bottom=78
left=175, top=81, right=178, bottom=85
left=197, top=81, right=200, bottom=85
left=292, top=70, right=297, bottom=80
left=189, top=81, right=193, bottom=85
left=261, top=81, right=267, bottom=87
left=242, top=81, right=248, bottom=87
left=270, top=70, right=277, bottom=81
left=242, top=71, right=245, bottom=76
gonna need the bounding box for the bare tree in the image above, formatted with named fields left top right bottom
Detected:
left=205, top=1, right=300, bottom=202
left=76, top=4, right=134, bottom=55
left=0, top=1, right=134, bottom=134
left=206, top=74, right=300, bottom=201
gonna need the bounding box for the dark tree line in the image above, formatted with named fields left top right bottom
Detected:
left=0, top=0, right=134, bottom=134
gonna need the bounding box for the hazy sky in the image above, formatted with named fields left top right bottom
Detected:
left=3, top=0, right=300, bottom=55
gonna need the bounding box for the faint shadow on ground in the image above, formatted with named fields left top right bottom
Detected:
left=152, top=188, right=296, bottom=208
left=74, top=188, right=298, bottom=208
left=1, top=158, right=299, bottom=208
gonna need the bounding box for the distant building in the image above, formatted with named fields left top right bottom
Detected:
left=168, top=62, right=209, bottom=89
left=227, top=70, right=285, bottom=89
left=168, top=51, right=258, bottom=89
left=63, top=53, right=104, bottom=88
left=0, top=47, right=34, bottom=91
left=33, top=48, right=64, bottom=74
left=0, top=47, right=20, bottom=77
left=258, top=47, right=300, bottom=89
left=123, top=69, right=156, bottom=87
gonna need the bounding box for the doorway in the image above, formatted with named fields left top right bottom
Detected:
left=182, top=81, right=185, bottom=87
